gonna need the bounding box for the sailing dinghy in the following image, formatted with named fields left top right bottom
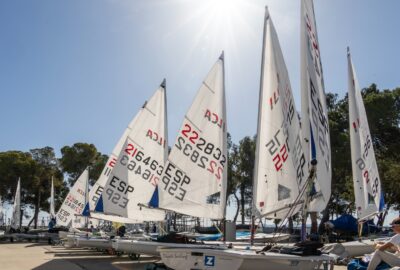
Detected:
left=159, top=5, right=334, bottom=269
left=321, top=49, right=386, bottom=260
left=75, top=81, right=169, bottom=250
left=114, top=53, right=229, bottom=257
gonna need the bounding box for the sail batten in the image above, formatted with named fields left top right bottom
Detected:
left=348, top=49, right=383, bottom=221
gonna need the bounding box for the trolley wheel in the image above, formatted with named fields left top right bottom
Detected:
left=129, top=253, right=140, bottom=260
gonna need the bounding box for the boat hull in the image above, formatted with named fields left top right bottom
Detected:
left=76, top=238, right=113, bottom=249
left=113, top=239, right=227, bottom=257
left=159, top=247, right=334, bottom=270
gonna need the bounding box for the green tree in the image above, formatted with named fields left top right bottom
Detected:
left=27, top=147, right=64, bottom=227
left=319, top=85, right=400, bottom=232
left=236, top=136, right=256, bottom=224
left=0, top=148, right=65, bottom=228
left=59, top=143, right=108, bottom=186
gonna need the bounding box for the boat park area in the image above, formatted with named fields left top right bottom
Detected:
left=0, top=242, right=348, bottom=270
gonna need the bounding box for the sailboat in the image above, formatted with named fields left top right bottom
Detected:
left=56, top=168, right=90, bottom=228
left=113, top=53, right=229, bottom=257
left=348, top=48, right=384, bottom=223
left=7, top=178, right=23, bottom=242
left=321, top=49, right=386, bottom=259
left=74, top=81, right=169, bottom=251
left=57, top=169, right=91, bottom=246
left=159, top=5, right=334, bottom=270
left=10, top=178, right=21, bottom=232
left=94, top=80, right=168, bottom=223
left=0, top=196, right=4, bottom=239
left=50, top=177, right=56, bottom=219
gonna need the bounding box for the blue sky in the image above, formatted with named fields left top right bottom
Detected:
left=1, top=0, right=399, bottom=155
left=1, top=0, right=399, bottom=225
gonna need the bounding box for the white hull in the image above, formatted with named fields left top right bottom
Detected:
left=323, top=237, right=388, bottom=259
left=159, top=247, right=334, bottom=270
left=64, top=234, right=80, bottom=248
left=235, top=233, right=290, bottom=243
left=59, top=230, right=88, bottom=239
left=113, top=239, right=228, bottom=257
left=76, top=237, right=113, bottom=249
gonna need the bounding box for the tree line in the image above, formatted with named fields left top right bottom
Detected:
left=0, top=84, right=399, bottom=229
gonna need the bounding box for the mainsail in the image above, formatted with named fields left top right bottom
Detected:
left=56, top=168, right=89, bottom=227
left=300, top=0, right=331, bottom=212
left=0, top=196, right=4, bottom=226
left=50, top=177, right=55, bottom=219
left=10, top=178, right=21, bottom=230
left=348, top=48, right=384, bottom=221
left=95, top=81, right=168, bottom=222
left=158, top=54, right=227, bottom=220
left=86, top=112, right=141, bottom=214
left=253, top=8, right=307, bottom=219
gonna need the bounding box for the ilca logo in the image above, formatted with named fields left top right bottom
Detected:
left=204, top=255, right=215, bottom=267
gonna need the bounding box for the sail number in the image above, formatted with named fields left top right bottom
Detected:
left=161, top=162, right=190, bottom=201
left=176, top=123, right=225, bottom=181
left=104, top=175, right=133, bottom=209
left=57, top=209, right=70, bottom=224
left=119, top=143, right=164, bottom=187
left=266, top=129, right=289, bottom=171
left=356, top=158, right=379, bottom=198
left=181, top=123, right=226, bottom=167
left=309, top=79, right=330, bottom=171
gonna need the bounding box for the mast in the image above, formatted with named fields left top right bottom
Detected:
left=251, top=6, right=269, bottom=245
left=85, top=168, right=89, bottom=228
left=50, top=176, right=55, bottom=219
left=220, top=51, right=228, bottom=240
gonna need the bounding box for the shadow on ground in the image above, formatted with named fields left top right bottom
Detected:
left=31, top=248, right=160, bottom=270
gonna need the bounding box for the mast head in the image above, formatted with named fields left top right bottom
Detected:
left=347, top=46, right=350, bottom=56
left=160, top=78, right=166, bottom=89
left=264, top=5, right=270, bottom=19
left=219, top=51, right=224, bottom=61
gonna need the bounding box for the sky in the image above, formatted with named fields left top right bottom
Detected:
left=0, top=0, right=399, bottom=225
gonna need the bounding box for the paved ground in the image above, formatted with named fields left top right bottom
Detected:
left=0, top=242, right=159, bottom=270
left=0, top=242, right=347, bottom=270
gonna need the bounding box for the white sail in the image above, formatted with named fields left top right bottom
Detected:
left=0, top=196, right=4, bottom=226
left=254, top=8, right=308, bottom=219
left=158, top=54, right=227, bottom=220
left=11, top=178, right=21, bottom=230
left=348, top=49, right=383, bottom=221
left=56, top=169, right=89, bottom=227
left=97, top=82, right=167, bottom=222
left=300, top=0, right=331, bottom=212
left=87, top=113, right=141, bottom=213
left=50, top=177, right=55, bottom=219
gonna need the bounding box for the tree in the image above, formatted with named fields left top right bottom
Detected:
left=0, top=148, right=65, bottom=228
left=236, top=136, right=256, bottom=224
left=59, top=143, right=108, bottom=185
left=319, top=85, right=400, bottom=232
left=27, top=147, right=64, bottom=228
